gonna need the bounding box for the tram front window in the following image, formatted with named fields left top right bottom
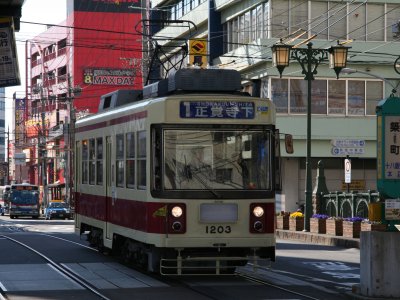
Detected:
left=163, top=129, right=272, bottom=191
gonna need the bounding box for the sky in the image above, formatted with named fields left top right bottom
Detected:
left=4, top=0, right=67, bottom=130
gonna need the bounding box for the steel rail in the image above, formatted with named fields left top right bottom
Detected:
left=1, top=235, right=111, bottom=300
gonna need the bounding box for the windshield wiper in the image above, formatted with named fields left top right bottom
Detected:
left=192, top=172, right=222, bottom=199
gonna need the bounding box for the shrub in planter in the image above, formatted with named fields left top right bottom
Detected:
left=289, top=211, right=304, bottom=231
left=310, top=214, right=329, bottom=234
left=343, top=217, right=364, bottom=238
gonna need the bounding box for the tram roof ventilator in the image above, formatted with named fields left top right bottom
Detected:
left=143, top=68, right=243, bottom=99
left=98, top=89, right=142, bottom=112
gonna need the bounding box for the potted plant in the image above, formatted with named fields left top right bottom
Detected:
left=289, top=211, right=304, bottom=231
left=310, top=214, right=329, bottom=234
left=361, top=220, right=387, bottom=232
left=343, top=217, right=364, bottom=238
left=276, top=211, right=290, bottom=230
left=326, top=217, right=343, bottom=236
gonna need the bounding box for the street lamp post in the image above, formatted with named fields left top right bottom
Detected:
left=271, top=40, right=350, bottom=231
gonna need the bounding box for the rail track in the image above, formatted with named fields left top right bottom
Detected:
left=0, top=229, right=342, bottom=300
left=0, top=234, right=111, bottom=300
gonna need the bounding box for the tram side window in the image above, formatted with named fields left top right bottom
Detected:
left=89, top=139, right=96, bottom=185
left=126, top=132, right=135, bottom=189
left=137, top=130, right=146, bottom=189
left=82, top=140, right=88, bottom=184
left=116, top=134, right=125, bottom=187
left=96, top=137, right=103, bottom=185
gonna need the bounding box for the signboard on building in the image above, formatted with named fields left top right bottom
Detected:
left=344, top=158, right=351, bottom=183
left=83, top=68, right=136, bottom=86
left=385, top=199, right=400, bottom=220
left=0, top=17, right=20, bottom=88
left=384, top=115, right=400, bottom=179
left=376, top=96, right=400, bottom=198
left=14, top=153, right=26, bottom=166
left=341, top=180, right=365, bottom=191
left=331, top=139, right=365, bottom=156
left=15, top=98, right=25, bottom=144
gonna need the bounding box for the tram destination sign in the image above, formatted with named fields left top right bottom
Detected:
left=180, top=101, right=255, bottom=119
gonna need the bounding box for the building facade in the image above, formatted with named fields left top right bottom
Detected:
left=20, top=0, right=144, bottom=204
left=150, top=0, right=400, bottom=212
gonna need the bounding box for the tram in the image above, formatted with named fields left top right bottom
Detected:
left=74, top=68, right=282, bottom=275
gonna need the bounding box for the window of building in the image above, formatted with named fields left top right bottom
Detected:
left=387, top=4, right=400, bottom=41
left=310, top=1, right=328, bottom=39
left=271, top=77, right=383, bottom=116
left=328, top=80, right=346, bottom=115
left=329, top=2, right=347, bottom=40
left=367, top=4, right=384, bottom=41
left=348, top=80, right=365, bottom=115
left=366, top=81, right=383, bottom=115
left=290, top=0, right=308, bottom=35
left=271, top=78, right=289, bottom=113
left=271, top=0, right=289, bottom=38
left=267, top=1, right=400, bottom=42
left=349, top=4, right=366, bottom=41
left=224, top=2, right=269, bottom=52
left=290, top=79, right=307, bottom=114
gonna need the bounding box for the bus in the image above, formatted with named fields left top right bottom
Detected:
left=0, top=185, right=11, bottom=215
left=9, top=183, right=40, bottom=219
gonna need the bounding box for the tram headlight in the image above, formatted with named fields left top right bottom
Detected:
left=171, top=206, right=183, bottom=218
left=253, top=206, right=264, bottom=218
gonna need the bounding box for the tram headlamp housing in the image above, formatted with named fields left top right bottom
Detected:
left=253, top=206, right=264, bottom=218
left=171, top=206, right=183, bottom=218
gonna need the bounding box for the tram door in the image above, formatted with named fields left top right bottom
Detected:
left=106, top=136, right=112, bottom=240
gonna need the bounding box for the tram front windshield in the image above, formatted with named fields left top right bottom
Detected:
left=163, top=129, right=272, bottom=191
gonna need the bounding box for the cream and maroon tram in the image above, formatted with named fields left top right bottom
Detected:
left=74, top=68, right=280, bottom=275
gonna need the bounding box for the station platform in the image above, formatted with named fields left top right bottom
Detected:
left=276, top=229, right=360, bottom=249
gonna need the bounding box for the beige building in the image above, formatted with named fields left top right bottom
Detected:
left=149, top=0, right=400, bottom=212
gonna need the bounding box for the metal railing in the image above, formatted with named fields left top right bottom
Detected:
left=321, top=190, right=380, bottom=218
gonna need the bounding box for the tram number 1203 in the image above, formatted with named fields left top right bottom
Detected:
left=205, top=225, right=232, bottom=234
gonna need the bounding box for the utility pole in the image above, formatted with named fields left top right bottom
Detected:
left=6, top=127, right=9, bottom=185
left=66, top=74, right=81, bottom=208
left=40, top=85, right=48, bottom=209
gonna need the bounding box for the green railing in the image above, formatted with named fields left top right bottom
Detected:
left=321, top=190, right=380, bottom=218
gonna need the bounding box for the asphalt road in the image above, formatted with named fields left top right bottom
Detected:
left=0, top=216, right=360, bottom=300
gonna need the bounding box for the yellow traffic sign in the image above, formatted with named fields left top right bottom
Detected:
left=189, top=39, right=207, bottom=55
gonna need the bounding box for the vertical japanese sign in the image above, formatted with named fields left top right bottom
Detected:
left=376, top=96, right=400, bottom=199
left=0, top=17, right=20, bottom=88
left=15, top=98, right=26, bottom=144
left=384, top=116, right=400, bottom=179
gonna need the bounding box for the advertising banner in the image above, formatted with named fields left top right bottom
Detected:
left=0, top=17, right=20, bottom=88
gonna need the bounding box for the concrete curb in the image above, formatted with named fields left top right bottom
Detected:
left=276, top=229, right=360, bottom=248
